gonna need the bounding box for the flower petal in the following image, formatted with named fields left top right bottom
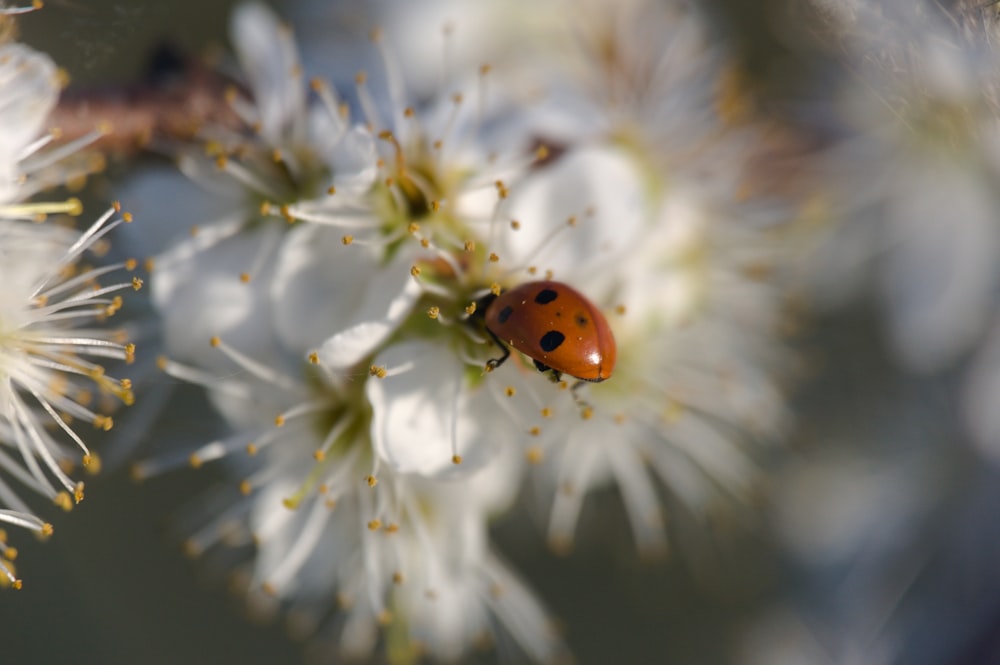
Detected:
left=367, top=341, right=499, bottom=477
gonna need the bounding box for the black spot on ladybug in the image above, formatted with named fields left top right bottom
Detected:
left=497, top=305, right=514, bottom=324
left=575, top=313, right=590, bottom=328
left=539, top=330, right=565, bottom=352
left=534, top=289, right=558, bottom=305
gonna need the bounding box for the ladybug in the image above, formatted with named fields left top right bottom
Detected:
left=479, top=280, right=616, bottom=382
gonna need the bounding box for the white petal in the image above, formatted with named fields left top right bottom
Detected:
left=231, top=2, right=305, bottom=143
left=329, top=127, right=378, bottom=197
left=271, top=225, right=381, bottom=353
left=367, top=341, right=499, bottom=477
left=315, top=251, right=421, bottom=369
left=153, top=223, right=286, bottom=370
left=0, top=43, right=58, bottom=164
left=116, top=166, right=241, bottom=257
left=502, top=145, right=645, bottom=291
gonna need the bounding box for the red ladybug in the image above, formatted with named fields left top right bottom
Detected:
left=481, top=280, right=616, bottom=382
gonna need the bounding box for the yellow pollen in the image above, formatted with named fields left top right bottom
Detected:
left=580, top=406, right=594, bottom=420
left=125, top=258, right=138, bottom=271
left=366, top=475, right=377, bottom=488
left=393, top=572, right=404, bottom=584
left=529, top=426, right=541, bottom=436
left=144, top=257, right=155, bottom=272
left=510, top=220, right=521, bottom=230
left=452, top=93, right=463, bottom=105
left=494, top=180, right=509, bottom=199
left=189, top=225, right=200, bottom=237
left=262, top=582, right=278, bottom=597
left=464, top=240, right=475, bottom=252
left=272, top=148, right=283, bottom=163
left=407, top=222, right=420, bottom=234
left=541, top=407, right=553, bottom=418
left=427, top=306, right=439, bottom=319
left=433, top=139, right=443, bottom=150
left=239, top=480, right=252, bottom=495
left=489, top=253, right=499, bottom=263
left=209, top=336, right=221, bottom=347
left=239, top=272, right=251, bottom=283
left=327, top=185, right=337, bottom=195
left=615, top=304, right=627, bottom=316
left=430, top=200, right=440, bottom=212
left=370, top=365, right=387, bottom=379
left=188, top=454, right=203, bottom=469
left=384, top=523, right=399, bottom=533
left=452, top=455, right=462, bottom=465
left=93, top=415, right=113, bottom=431
left=527, top=266, right=538, bottom=275
left=282, top=497, right=300, bottom=510
left=480, top=63, right=492, bottom=76
left=246, top=443, right=258, bottom=456
left=122, top=212, right=133, bottom=223
left=367, top=519, right=382, bottom=531
left=313, top=450, right=325, bottom=462
left=505, top=386, right=515, bottom=397
left=156, top=355, right=168, bottom=371
left=4, top=547, right=17, bottom=562
left=614, top=413, right=627, bottom=425
left=420, top=238, right=430, bottom=248
left=309, top=77, right=325, bottom=91
left=342, top=235, right=353, bottom=245
left=535, top=145, right=549, bottom=161
left=54, top=491, right=72, bottom=512
left=308, top=352, right=319, bottom=364
left=274, top=415, right=286, bottom=427
left=526, top=446, right=543, bottom=464
left=410, top=265, right=421, bottom=277
left=259, top=201, right=271, bottom=216
left=465, top=302, right=477, bottom=315
left=73, top=483, right=85, bottom=504
left=132, top=276, right=143, bottom=290
left=41, top=523, right=53, bottom=537
left=214, top=155, right=228, bottom=170
left=490, top=282, right=501, bottom=296
left=354, top=71, right=367, bottom=85
left=545, top=269, right=554, bottom=280
left=404, top=107, right=415, bottom=117
left=280, top=205, right=295, bottom=223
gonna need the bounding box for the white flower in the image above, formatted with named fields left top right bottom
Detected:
left=0, top=210, right=138, bottom=588
left=801, top=0, right=1000, bottom=373
left=135, top=332, right=566, bottom=662
left=0, top=39, right=137, bottom=588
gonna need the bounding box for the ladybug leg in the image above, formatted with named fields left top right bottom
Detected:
left=484, top=328, right=510, bottom=373
left=569, top=380, right=593, bottom=411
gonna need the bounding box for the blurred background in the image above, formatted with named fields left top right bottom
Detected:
left=2, top=1, right=997, bottom=664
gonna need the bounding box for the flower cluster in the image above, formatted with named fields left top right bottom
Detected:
left=118, top=0, right=800, bottom=660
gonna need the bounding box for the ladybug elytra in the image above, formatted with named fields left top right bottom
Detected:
left=480, top=280, right=616, bottom=382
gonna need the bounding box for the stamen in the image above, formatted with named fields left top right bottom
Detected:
left=209, top=336, right=306, bottom=394
left=0, top=197, right=82, bottom=220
